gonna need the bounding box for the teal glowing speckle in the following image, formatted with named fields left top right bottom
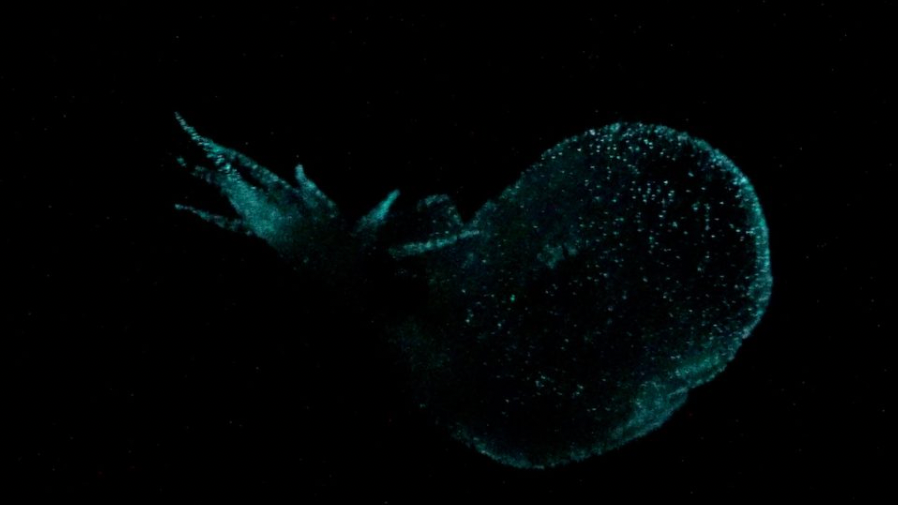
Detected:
left=175, top=116, right=772, bottom=469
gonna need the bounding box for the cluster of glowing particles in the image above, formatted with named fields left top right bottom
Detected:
left=176, top=118, right=772, bottom=469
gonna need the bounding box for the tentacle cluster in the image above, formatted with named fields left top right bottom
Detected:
left=175, top=114, right=398, bottom=264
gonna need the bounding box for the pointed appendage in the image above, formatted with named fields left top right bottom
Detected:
left=355, top=189, right=400, bottom=239
left=174, top=204, right=252, bottom=235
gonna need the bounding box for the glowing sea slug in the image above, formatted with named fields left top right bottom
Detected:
left=175, top=115, right=772, bottom=468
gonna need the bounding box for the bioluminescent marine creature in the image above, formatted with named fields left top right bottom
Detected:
left=174, top=115, right=772, bottom=468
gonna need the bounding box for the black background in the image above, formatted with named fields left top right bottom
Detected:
left=4, top=4, right=891, bottom=501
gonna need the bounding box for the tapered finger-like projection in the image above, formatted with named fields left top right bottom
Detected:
left=176, top=118, right=772, bottom=469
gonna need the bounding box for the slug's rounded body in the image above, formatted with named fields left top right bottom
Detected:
left=394, top=124, right=771, bottom=467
